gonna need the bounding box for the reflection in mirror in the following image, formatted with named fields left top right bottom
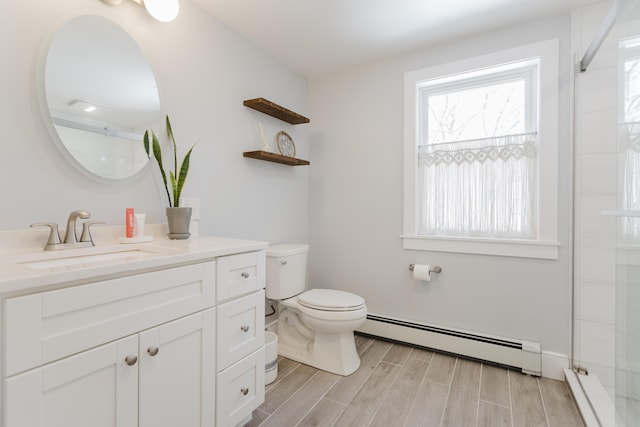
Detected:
left=44, top=15, right=161, bottom=180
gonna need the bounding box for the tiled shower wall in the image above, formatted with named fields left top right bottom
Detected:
left=572, top=0, right=618, bottom=394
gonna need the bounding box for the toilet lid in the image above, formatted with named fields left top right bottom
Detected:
left=298, top=289, right=365, bottom=311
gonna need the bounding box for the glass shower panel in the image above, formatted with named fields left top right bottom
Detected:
left=616, top=0, right=640, bottom=425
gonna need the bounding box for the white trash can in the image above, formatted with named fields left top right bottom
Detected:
left=265, top=332, right=278, bottom=385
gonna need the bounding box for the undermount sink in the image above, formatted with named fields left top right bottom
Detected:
left=11, top=245, right=181, bottom=272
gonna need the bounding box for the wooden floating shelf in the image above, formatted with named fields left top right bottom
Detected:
left=243, top=151, right=310, bottom=166
left=243, top=98, right=310, bottom=125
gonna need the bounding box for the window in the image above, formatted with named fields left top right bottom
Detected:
left=620, top=37, right=640, bottom=240
left=403, top=40, right=560, bottom=259
left=419, top=61, right=537, bottom=239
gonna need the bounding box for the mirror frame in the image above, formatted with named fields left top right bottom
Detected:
left=36, top=11, right=164, bottom=184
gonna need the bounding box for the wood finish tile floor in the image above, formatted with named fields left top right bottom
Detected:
left=246, top=335, right=585, bottom=427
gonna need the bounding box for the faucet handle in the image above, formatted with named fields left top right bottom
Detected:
left=30, top=223, right=62, bottom=248
left=80, top=221, right=106, bottom=244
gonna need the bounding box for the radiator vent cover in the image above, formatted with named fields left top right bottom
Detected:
left=358, top=314, right=541, bottom=376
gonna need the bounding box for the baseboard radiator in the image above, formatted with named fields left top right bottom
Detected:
left=357, top=314, right=541, bottom=376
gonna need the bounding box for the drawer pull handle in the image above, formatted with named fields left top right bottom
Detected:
left=281, top=260, right=287, bottom=265
left=241, top=387, right=249, bottom=396
left=241, top=272, right=249, bottom=279
left=147, top=346, right=159, bottom=357
left=240, top=325, right=250, bottom=333
left=125, top=355, right=138, bottom=366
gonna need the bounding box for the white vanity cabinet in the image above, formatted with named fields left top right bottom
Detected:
left=5, top=310, right=214, bottom=427
left=0, top=236, right=268, bottom=427
left=2, top=262, right=216, bottom=427
left=138, top=310, right=215, bottom=427
left=215, top=251, right=266, bottom=427
left=5, top=334, right=139, bottom=427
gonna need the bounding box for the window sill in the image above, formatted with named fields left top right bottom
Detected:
left=401, top=235, right=560, bottom=259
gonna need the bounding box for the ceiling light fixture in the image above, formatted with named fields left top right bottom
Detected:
left=100, top=0, right=180, bottom=23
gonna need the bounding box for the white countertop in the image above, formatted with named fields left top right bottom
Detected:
left=0, top=225, right=268, bottom=297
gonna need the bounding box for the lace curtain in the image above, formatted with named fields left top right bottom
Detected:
left=621, top=123, right=640, bottom=240
left=417, top=132, right=537, bottom=238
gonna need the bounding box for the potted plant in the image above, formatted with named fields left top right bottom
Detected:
left=143, top=115, right=195, bottom=239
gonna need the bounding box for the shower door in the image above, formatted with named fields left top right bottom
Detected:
left=616, top=0, right=640, bottom=425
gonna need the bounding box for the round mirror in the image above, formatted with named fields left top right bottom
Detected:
left=43, top=15, right=161, bottom=181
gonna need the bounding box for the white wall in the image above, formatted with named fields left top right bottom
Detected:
left=0, top=0, right=309, bottom=245
left=308, top=15, right=574, bottom=356
left=572, top=0, right=618, bottom=392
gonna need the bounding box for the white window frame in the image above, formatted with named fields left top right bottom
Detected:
left=402, top=39, right=560, bottom=259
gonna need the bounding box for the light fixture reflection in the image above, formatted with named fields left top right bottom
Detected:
left=144, top=0, right=180, bottom=22
left=67, top=100, right=105, bottom=113
left=99, top=0, right=180, bottom=22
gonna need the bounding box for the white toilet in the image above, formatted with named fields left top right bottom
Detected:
left=266, top=244, right=367, bottom=376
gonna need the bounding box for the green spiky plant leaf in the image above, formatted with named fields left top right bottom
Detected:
left=143, top=115, right=196, bottom=207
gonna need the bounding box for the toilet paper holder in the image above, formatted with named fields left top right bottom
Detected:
left=409, top=264, right=442, bottom=274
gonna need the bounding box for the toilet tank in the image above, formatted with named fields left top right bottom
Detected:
left=266, top=244, right=309, bottom=300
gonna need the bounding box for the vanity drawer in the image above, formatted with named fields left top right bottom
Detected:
left=216, top=347, right=265, bottom=427
left=216, top=290, right=265, bottom=371
left=4, top=261, right=215, bottom=377
left=216, top=251, right=265, bottom=302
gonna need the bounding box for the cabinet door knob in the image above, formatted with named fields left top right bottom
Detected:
left=147, top=346, right=159, bottom=357
left=241, top=272, right=249, bottom=279
left=241, top=387, right=249, bottom=396
left=125, top=355, right=138, bottom=366
left=240, top=325, right=250, bottom=333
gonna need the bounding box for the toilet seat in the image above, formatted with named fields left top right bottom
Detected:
left=298, top=289, right=365, bottom=312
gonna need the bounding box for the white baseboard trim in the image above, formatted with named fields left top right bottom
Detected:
left=541, top=351, right=570, bottom=380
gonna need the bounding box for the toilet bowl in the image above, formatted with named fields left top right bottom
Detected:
left=266, top=244, right=367, bottom=376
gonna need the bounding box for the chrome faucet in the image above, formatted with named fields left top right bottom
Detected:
left=31, top=210, right=104, bottom=250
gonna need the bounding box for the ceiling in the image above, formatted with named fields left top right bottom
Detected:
left=193, top=0, right=600, bottom=78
